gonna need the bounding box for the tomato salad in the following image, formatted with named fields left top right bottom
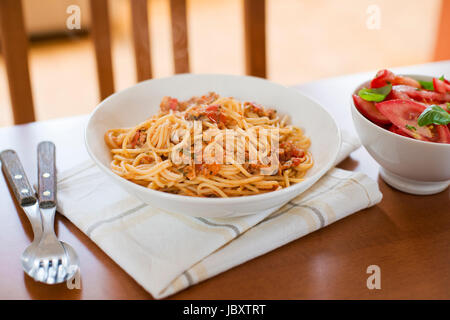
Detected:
left=352, top=69, right=450, bottom=144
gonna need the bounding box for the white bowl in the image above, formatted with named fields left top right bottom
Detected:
left=85, top=74, right=340, bottom=218
left=351, top=74, right=450, bottom=195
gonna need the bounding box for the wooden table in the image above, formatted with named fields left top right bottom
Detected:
left=1, top=62, right=449, bottom=299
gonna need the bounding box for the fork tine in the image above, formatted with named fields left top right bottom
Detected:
left=52, top=258, right=63, bottom=283
left=56, top=260, right=67, bottom=283
left=44, top=260, right=50, bottom=283
left=29, top=258, right=40, bottom=279
left=35, top=260, right=43, bottom=282
left=47, top=258, right=57, bottom=284
left=35, top=260, right=48, bottom=283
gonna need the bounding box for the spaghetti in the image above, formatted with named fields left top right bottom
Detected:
left=104, top=92, right=313, bottom=197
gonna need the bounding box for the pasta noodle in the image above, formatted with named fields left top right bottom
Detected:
left=104, top=92, right=313, bottom=197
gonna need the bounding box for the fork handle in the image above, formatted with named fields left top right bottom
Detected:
left=37, top=141, right=57, bottom=208
left=0, top=150, right=37, bottom=206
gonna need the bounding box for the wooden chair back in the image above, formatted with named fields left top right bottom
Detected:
left=0, top=0, right=266, bottom=124
left=434, top=0, right=450, bottom=61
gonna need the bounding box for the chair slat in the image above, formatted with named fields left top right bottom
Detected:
left=243, top=0, right=266, bottom=78
left=435, top=0, right=450, bottom=61
left=0, top=0, right=35, bottom=124
left=89, top=0, right=115, bottom=100
left=169, top=0, right=190, bottom=73
left=130, top=0, right=152, bottom=82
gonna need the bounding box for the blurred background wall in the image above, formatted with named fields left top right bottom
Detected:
left=0, top=0, right=443, bottom=127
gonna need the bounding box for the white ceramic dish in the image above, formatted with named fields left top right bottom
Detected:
left=85, top=74, right=340, bottom=218
left=351, top=74, right=450, bottom=195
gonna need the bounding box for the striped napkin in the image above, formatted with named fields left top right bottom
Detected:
left=56, top=130, right=382, bottom=298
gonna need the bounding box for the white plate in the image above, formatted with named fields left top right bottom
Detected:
left=85, top=74, right=340, bottom=218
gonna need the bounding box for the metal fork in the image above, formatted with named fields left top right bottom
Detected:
left=0, top=142, right=79, bottom=284
left=29, top=141, right=79, bottom=284
left=0, top=150, right=44, bottom=272
left=0, top=143, right=79, bottom=284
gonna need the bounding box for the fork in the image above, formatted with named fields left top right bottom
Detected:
left=0, top=149, right=43, bottom=270
left=29, top=141, right=79, bottom=284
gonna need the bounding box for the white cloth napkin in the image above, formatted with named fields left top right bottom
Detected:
left=56, top=130, right=382, bottom=299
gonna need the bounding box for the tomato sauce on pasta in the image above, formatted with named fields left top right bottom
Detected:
left=104, top=92, right=313, bottom=197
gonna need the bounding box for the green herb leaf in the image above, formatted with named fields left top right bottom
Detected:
left=405, top=124, right=416, bottom=131
left=358, top=83, right=392, bottom=102
left=418, top=80, right=434, bottom=91
left=439, top=75, right=446, bottom=81
left=417, top=105, right=450, bottom=127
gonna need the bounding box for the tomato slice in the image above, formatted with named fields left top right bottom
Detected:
left=387, top=86, right=412, bottom=100
left=370, top=70, right=421, bottom=89
left=392, top=76, right=421, bottom=88
left=433, top=78, right=450, bottom=93
left=389, top=124, right=411, bottom=138
left=376, top=99, right=450, bottom=143
left=433, top=78, right=446, bottom=93
left=436, top=125, right=450, bottom=143
left=409, top=90, right=450, bottom=103
left=352, top=94, right=390, bottom=124
left=370, top=69, right=395, bottom=88
left=442, top=103, right=450, bottom=113
left=390, top=85, right=450, bottom=103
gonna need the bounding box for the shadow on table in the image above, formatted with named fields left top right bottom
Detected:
left=336, top=155, right=359, bottom=171
left=24, top=272, right=82, bottom=299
